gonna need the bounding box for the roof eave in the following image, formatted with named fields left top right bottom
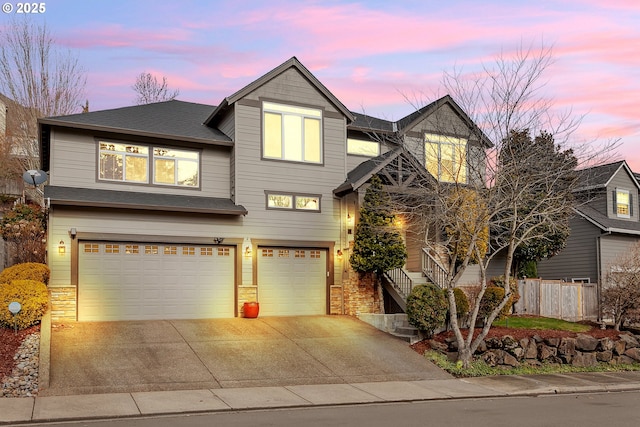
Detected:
left=38, top=119, right=233, bottom=147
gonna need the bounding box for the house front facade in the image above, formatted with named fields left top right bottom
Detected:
left=40, top=57, right=487, bottom=322
left=536, top=160, right=640, bottom=313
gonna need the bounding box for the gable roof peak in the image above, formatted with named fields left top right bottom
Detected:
left=205, top=56, right=354, bottom=126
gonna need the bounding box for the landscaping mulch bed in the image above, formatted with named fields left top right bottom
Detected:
left=0, top=325, right=40, bottom=379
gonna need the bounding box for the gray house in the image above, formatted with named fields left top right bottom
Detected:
left=537, top=160, right=640, bottom=287
left=39, top=57, right=488, bottom=322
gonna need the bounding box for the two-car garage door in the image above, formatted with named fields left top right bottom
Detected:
left=77, top=242, right=328, bottom=321
left=78, top=242, right=235, bottom=321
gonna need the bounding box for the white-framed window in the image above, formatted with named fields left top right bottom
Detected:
left=98, top=141, right=199, bottom=187
left=263, top=101, right=322, bottom=164
left=614, top=189, right=632, bottom=218
left=347, top=138, right=380, bottom=157
left=99, top=142, right=148, bottom=183
left=266, top=192, right=320, bottom=212
left=153, top=148, right=199, bottom=187
left=424, top=133, right=467, bottom=184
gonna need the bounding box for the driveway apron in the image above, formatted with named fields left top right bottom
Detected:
left=42, top=315, right=451, bottom=396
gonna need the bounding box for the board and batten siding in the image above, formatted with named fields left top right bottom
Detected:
left=241, top=68, right=340, bottom=114
left=607, top=169, right=639, bottom=221
left=48, top=128, right=231, bottom=198
left=536, top=216, right=600, bottom=282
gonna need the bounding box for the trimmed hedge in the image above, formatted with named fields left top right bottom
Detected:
left=406, top=284, right=448, bottom=337
left=0, top=279, right=49, bottom=329
left=0, top=262, right=50, bottom=285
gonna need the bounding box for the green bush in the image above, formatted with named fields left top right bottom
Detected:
left=406, top=284, right=448, bottom=337
left=0, top=262, right=50, bottom=285
left=479, top=286, right=513, bottom=320
left=449, top=287, right=470, bottom=318
left=0, top=279, right=49, bottom=329
left=490, top=275, right=520, bottom=306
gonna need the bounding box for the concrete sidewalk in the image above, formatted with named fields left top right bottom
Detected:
left=3, top=371, right=640, bottom=424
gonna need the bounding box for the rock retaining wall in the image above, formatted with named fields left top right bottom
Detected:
left=432, top=332, right=640, bottom=368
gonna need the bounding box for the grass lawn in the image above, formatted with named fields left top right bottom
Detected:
left=493, top=315, right=591, bottom=333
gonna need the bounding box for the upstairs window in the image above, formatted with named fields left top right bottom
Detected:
left=266, top=191, right=321, bottom=212
left=424, top=133, right=467, bottom=184
left=153, top=148, right=199, bottom=187
left=347, top=138, right=380, bottom=157
left=98, top=141, right=199, bottom=188
left=99, top=142, right=148, bottom=183
left=614, top=189, right=632, bottom=218
left=263, top=102, right=322, bottom=164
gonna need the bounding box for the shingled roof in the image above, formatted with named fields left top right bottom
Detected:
left=40, top=100, right=231, bottom=145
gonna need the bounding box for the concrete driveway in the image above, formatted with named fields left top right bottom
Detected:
left=41, top=315, right=451, bottom=396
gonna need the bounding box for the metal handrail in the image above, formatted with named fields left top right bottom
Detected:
left=383, top=267, right=414, bottom=298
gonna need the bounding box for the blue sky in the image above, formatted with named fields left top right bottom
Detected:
left=2, top=0, right=639, bottom=168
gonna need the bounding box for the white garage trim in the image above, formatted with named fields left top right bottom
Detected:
left=77, top=240, right=236, bottom=321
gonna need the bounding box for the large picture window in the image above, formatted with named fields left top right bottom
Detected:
left=263, top=102, right=322, bottom=163
left=98, top=141, right=199, bottom=187
left=99, top=142, right=148, bottom=183
left=425, top=133, right=467, bottom=184
left=153, top=148, right=199, bottom=187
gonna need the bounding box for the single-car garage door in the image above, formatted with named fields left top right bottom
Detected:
left=257, top=247, right=327, bottom=316
left=78, top=242, right=235, bottom=321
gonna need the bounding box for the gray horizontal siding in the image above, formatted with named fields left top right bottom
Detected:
left=536, top=216, right=600, bottom=282
left=49, top=129, right=231, bottom=198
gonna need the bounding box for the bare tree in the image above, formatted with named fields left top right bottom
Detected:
left=376, top=42, right=617, bottom=367
left=132, top=72, right=179, bottom=105
left=0, top=18, right=86, bottom=173
left=602, top=242, right=640, bottom=331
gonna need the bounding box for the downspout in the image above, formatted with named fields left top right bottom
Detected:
left=596, top=230, right=612, bottom=323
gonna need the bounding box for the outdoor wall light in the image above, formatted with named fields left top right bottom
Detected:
left=346, top=213, right=354, bottom=226
left=58, top=240, right=66, bottom=255
left=244, top=245, right=252, bottom=257
left=337, top=249, right=343, bottom=258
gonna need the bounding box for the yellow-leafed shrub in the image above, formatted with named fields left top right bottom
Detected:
left=0, top=279, right=49, bottom=329
left=0, top=262, right=50, bottom=285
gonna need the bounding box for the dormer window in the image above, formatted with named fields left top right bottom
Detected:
left=615, top=189, right=632, bottom=218
left=263, top=102, right=322, bottom=164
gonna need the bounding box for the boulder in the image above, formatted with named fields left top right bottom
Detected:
left=598, top=337, right=614, bottom=352
left=572, top=352, right=597, bottom=367
left=503, top=352, right=520, bottom=367
left=544, top=337, right=561, bottom=348
left=502, top=335, right=518, bottom=350
left=524, top=340, right=539, bottom=359
left=614, top=355, right=636, bottom=365
left=428, top=339, right=448, bottom=353
left=624, top=347, right=640, bottom=362
left=576, top=334, right=599, bottom=351
left=619, top=334, right=639, bottom=349
left=596, top=350, right=613, bottom=362
left=509, top=346, right=525, bottom=360
left=486, top=337, right=503, bottom=349
left=613, top=340, right=627, bottom=356
left=558, top=338, right=577, bottom=364
left=537, top=343, right=557, bottom=360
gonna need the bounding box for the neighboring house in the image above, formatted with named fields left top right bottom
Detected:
left=39, top=57, right=488, bottom=322
left=536, top=160, right=640, bottom=302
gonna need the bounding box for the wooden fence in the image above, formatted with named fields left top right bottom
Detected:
left=514, top=279, right=598, bottom=322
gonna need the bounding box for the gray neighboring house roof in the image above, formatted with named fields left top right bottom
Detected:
left=572, top=160, right=640, bottom=235
left=45, top=186, right=247, bottom=216
left=575, top=204, right=640, bottom=236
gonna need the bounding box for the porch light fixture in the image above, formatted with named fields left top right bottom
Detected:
left=346, top=213, right=354, bottom=226
left=244, top=245, right=252, bottom=257
left=58, top=240, right=66, bottom=255
left=337, top=249, right=343, bottom=258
